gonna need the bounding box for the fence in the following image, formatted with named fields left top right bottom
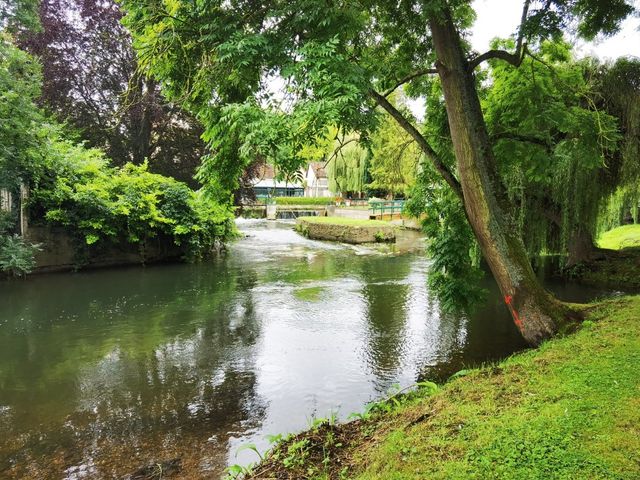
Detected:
left=368, top=200, right=405, bottom=219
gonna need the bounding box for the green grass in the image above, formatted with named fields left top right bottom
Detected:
left=249, top=296, right=640, bottom=479
left=598, top=224, right=640, bottom=250
left=297, top=216, right=391, bottom=227
left=272, top=197, right=336, bottom=206
left=352, top=297, right=640, bottom=480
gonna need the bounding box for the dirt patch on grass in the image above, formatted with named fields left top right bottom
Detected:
left=247, top=420, right=365, bottom=479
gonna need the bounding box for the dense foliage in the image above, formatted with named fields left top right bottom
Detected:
left=31, top=148, right=235, bottom=259
left=0, top=36, right=235, bottom=273
left=18, top=0, right=205, bottom=185
left=0, top=233, right=40, bottom=277
left=0, top=33, right=43, bottom=192
left=0, top=34, right=45, bottom=276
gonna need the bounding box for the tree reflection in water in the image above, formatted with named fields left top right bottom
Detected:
left=0, top=221, right=609, bottom=478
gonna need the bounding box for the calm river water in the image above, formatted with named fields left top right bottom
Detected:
left=0, top=220, right=617, bottom=478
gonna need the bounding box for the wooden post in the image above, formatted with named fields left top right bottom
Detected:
left=0, top=188, right=11, bottom=213
left=19, top=183, right=28, bottom=236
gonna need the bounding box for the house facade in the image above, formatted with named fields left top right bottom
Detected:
left=304, top=162, right=332, bottom=197
left=250, top=164, right=304, bottom=199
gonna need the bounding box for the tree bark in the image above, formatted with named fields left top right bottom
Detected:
left=566, top=225, right=628, bottom=267
left=566, top=227, right=598, bottom=267
left=130, top=75, right=154, bottom=164
left=427, top=10, right=578, bottom=346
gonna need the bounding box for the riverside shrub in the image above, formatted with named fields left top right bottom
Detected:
left=31, top=144, right=235, bottom=259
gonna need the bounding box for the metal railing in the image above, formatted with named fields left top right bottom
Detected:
left=368, top=200, right=405, bottom=218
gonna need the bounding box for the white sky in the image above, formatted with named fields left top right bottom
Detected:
left=471, top=0, right=640, bottom=60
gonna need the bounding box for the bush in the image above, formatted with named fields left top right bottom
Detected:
left=0, top=234, right=41, bottom=277
left=0, top=210, right=16, bottom=234
left=31, top=143, right=235, bottom=260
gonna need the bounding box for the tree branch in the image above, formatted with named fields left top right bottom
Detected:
left=383, top=68, right=438, bottom=97
left=323, top=137, right=358, bottom=169
left=491, top=132, right=552, bottom=152
left=368, top=89, right=463, bottom=200
left=468, top=0, right=531, bottom=70
left=468, top=49, right=524, bottom=70
left=515, top=0, right=531, bottom=56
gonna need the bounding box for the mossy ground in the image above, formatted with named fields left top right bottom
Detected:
left=244, top=296, right=640, bottom=480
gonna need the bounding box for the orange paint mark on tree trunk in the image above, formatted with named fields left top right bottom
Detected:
left=505, top=295, right=524, bottom=330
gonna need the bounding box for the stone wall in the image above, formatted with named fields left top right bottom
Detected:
left=26, top=226, right=184, bottom=273
left=295, top=218, right=396, bottom=244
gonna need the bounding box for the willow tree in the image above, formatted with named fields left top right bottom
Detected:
left=325, top=136, right=369, bottom=196
left=486, top=52, right=640, bottom=266
left=480, top=42, right=627, bottom=266
left=592, top=59, right=640, bottom=238
left=122, top=0, right=636, bottom=345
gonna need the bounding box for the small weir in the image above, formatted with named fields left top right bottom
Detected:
left=276, top=209, right=320, bottom=219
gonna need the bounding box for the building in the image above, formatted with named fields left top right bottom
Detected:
left=305, top=162, right=332, bottom=197
left=250, top=164, right=304, bottom=199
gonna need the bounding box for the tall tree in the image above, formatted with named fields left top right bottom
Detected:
left=120, top=0, right=636, bottom=345
left=18, top=0, right=205, bottom=185
left=368, top=99, right=422, bottom=198
left=326, top=134, right=370, bottom=196
left=0, top=33, right=43, bottom=194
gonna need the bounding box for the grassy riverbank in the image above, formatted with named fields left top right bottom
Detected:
left=244, top=296, right=640, bottom=479
left=570, top=225, right=640, bottom=289
left=598, top=224, right=640, bottom=250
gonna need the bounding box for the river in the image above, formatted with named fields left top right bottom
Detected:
left=0, top=220, right=618, bottom=479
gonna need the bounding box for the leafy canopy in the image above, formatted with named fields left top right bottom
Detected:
left=0, top=37, right=235, bottom=264
left=121, top=0, right=635, bottom=198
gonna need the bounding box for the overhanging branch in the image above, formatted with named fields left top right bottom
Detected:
left=383, top=68, right=438, bottom=97
left=491, top=132, right=552, bottom=152
left=368, top=89, right=463, bottom=200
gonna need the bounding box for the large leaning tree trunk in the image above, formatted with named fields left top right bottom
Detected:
left=427, top=11, right=579, bottom=346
